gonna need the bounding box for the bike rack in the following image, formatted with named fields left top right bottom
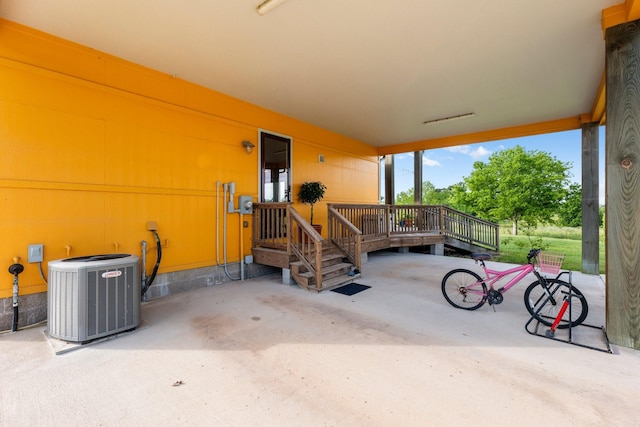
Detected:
left=524, top=271, right=612, bottom=354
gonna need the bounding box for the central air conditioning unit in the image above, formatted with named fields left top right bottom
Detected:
left=48, top=254, right=141, bottom=343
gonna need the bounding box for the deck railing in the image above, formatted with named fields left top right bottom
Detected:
left=328, top=204, right=499, bottom=251
left=254, top=203, right=499, bottom=257
left=252, top=202, right=290, bottom=249
left=328, top=204, right=390, bottom=238
left=388, top=205, right=442, bottom=234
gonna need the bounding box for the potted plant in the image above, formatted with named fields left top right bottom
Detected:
left=404, top=212, right=414, bottom=227
left=399, top=212, right=414, bottom=227
left=298, top=181, right=327, bottom=233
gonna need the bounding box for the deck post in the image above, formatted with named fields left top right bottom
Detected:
left=430, top=244, right=444, bottom=256
left=605, top=19, right=640, bottom=349
left=386, top=205, right=391, bottom=238
left=282, top=268, right=292, bottom=285
left=581, top=121, right=599, bottom=275
left=384, top=155, right=394, bottom=205
left=414, top=151, right=423, bottom=205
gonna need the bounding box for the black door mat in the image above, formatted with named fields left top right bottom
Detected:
left=331, top=283, right=370, bottom=296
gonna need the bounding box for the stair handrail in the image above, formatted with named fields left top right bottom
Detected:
left=287, top=206, right=323, bottom=290
left=327, top=206, right=362, bottom=270
left=440, top=205, right=499, bottom=251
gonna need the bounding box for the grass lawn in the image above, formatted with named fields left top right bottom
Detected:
left=492, top=226, right=605, bottom=274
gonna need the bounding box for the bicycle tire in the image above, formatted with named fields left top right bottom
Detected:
left=523, top=279, right=589, bottom=328
left=441, top=269, right=487, bottom=310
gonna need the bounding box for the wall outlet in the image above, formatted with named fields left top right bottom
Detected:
left=28, top=244, right=44, bottom=263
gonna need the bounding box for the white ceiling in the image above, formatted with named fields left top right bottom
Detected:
left=0, top=0, right=619, bottom=148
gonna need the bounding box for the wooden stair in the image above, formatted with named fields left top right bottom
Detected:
left=290, top=247, right=360, bottom=292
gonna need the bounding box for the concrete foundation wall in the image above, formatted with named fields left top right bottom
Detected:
left=0, top=292, right=47, bottom=332
left=0, top=262, right=279, bottom=333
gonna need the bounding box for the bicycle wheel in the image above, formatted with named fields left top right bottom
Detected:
left=441, top=269, right=487, bottom=310
left=524, top=279, right=589, bottom=328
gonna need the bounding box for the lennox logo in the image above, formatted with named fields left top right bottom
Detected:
left=102, top=270, right=123, bottom=279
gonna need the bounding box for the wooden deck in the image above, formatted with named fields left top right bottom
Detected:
left=252, top=203, right=498, bottom=291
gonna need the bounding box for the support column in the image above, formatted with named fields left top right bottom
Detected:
left=581, top=122, right=599, bottom=275
left=384, top=155, right=394, bottom=205
left=414, top=151, right=423, bottom=205
left=605, top=20, right=640, bottom=349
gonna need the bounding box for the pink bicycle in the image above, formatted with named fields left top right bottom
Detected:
left=441, top=249, right=588, bottom=329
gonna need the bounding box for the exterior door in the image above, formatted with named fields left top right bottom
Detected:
left=259, top=131, right=292, bottom=203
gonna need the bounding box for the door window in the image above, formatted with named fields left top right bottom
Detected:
left=260, top=131, right=291, bottom=202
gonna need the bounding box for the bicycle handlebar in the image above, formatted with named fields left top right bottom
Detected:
left=527, top=248, right=541, bottom=263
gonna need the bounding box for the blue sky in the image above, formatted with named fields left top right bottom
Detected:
left=392, top=127, right=606, bottom=204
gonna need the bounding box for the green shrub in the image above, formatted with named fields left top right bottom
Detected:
left=495, top=225, right=605, bottom=273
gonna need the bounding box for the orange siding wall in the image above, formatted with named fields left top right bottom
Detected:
left=0, top=20, right=379, bottom=298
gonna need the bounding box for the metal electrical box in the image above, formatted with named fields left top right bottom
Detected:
left=48, top=254, right=140, bottom=343
left=28, top=244, right=44, bottom=263
left=239, top=195, right=253, bottom=214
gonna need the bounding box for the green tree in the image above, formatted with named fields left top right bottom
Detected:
left=449, top=181, right=472, bottom=211
left=426, top=186, right=453, bottom=205
left=459, top=145, right=570, bottom=234
left=557, top=183, right=582, bottom=227
left=394, top=181, right=455, bottom=205
left=395, top=187, right=415, bottom=205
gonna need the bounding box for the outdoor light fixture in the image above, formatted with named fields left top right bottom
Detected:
left=242, top=140, right=255, bottom=154
left=256, top=0, right=288, bottom=15
left=423, top=112, right=475, bottom=125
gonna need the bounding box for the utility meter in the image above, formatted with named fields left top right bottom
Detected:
left=239, top=195, right=253, bottom=214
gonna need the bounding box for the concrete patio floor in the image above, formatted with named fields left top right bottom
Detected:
left=1, top=251, right=639, bottom=426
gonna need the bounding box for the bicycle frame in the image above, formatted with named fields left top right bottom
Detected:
left=465, top=261, right=540, bottom=298
left=482, top=263, right=535, bottom=293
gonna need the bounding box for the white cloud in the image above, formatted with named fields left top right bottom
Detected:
left=445, top=145, right=491, bottom=159
left=469, top=146, right=491, bottom=158
left=423, top=156, right=441, bottom=167
left=445, top=146, right=470, bottom=154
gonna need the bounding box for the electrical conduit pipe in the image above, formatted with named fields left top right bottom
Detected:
left=222, top=183, right=240, bottom=281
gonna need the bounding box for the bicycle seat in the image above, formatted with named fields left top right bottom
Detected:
left=471, top=253, right=492, bottom=261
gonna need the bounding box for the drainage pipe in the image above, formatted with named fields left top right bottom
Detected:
left=8, top=258, right=24, bottom=332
